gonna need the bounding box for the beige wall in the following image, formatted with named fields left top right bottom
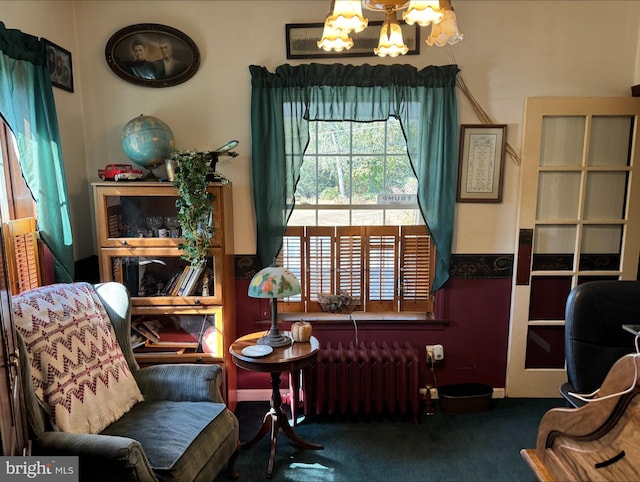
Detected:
left=3, top=1, right=640, bottom=261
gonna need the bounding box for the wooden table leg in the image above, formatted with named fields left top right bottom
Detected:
left=243, top=371, right=323, bottom=478
left=291, top=369, right=299, bottom=426
left=271, top=371, right=323, bottom=451
left=241, top=410, right=272, bottom=449
left=267, top=410, right=278, bottom=478
left=277, top=409, right=323, bottom=450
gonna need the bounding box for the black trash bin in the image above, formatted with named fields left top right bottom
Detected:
left=438, top=383, right=493, bottom=414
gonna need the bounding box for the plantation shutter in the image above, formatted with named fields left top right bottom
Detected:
left=279, top=225, right=436, bottom=314
left=400, top=225, right=433, bottom=312
left=306, top=227, right=334, bottom=312
left=336, top=227, right=364, bottom=311
left=366, top=226, right=398, bottom=312
left=4, top=217, right=42, bottom=295
left=278, top=226, right=304, bottom=311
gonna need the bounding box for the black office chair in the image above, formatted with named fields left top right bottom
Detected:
left=560, top=280, right=640, bottom=407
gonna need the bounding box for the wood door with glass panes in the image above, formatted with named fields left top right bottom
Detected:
left=506, top=97, right=640, bottom=397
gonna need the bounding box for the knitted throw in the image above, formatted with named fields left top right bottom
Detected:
left=13, top=283, right=143, bottom=433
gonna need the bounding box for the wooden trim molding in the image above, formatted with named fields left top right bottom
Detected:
left=448, top=254, right=513, bottom=280
left=237, top=254, right=515, bottom=281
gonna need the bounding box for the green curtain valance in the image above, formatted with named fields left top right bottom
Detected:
left=251, top=63, right=459, bottom=88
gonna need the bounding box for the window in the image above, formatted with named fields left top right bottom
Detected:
left=1, top=118, right=42, bottom=294
left=290, top=119, right=421, bottom=226
left=0, top=119, right=35, bottom=220
left=279, top=119, right=435, bottom=313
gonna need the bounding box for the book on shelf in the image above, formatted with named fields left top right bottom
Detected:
left=146, top=324, right=200, bottom=348
left=134, top=345, right=186, bottom=355
left=142, top=319, right=162, bottom=338
left=162, top=269, right=182, bottom=296
left=183, top=265, right=204, bottom=296
left=171, top=265, right=191, bottom=296
left=131, top=320, right=160, bottom=343
left=131, top=332, right=146, bottom=349
left=175, top=266, right=195, bottom=296
left=175, top=265, right=204, bottom=297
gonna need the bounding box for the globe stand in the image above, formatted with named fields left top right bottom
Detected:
left=143, top=169, right=160, bottom=181
left=136, top=162, right=164, bottom=181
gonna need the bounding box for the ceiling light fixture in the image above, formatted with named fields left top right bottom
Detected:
left=318, top=0, right=462, bottom=57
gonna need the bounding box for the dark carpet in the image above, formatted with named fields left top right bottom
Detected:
left=215, top=398, right=564, bottom=482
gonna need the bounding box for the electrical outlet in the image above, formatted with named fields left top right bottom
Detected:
left=433, top=344, right=444, bottom=361
left=425, top=345, right=435, bottom=364
left=426, top=344, right=444, bottom=362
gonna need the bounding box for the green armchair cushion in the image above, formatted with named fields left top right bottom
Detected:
left=101, top=400, right=237, bottom=481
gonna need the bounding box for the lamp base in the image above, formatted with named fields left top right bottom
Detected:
left=257, top=333, right=292, bottom=348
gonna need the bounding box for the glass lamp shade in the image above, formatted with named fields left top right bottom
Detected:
left=327, top=0, right=368, bottom=33
left=248, top=265, right=301, bottom=347
left=318, top=19, right=355, bottom=52
left=374, top=15, right=409, bottom=57
left=426, top=8, right=463, bottom=46
left=402, top=0, right=443, bottom=26
left=248, top=265, right=301, bottom=299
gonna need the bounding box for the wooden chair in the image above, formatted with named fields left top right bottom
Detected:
left=522, top=353, right=640, bottom=481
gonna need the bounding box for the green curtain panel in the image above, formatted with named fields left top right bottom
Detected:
left=250, top=63, right=459, bottom=291
left=0, top=22, right=74, bottom=282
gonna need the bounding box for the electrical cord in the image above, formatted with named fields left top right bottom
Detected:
left=349, top=313, right=358, bottom=346
left=427, top=351, right=438, bottom=391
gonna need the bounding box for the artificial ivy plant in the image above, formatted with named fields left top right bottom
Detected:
left=170, top=150, right=215, bottom=266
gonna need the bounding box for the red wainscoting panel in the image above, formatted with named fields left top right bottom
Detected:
left=234, top=277, right=513, bottom=393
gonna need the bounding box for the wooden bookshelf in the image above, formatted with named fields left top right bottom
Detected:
left=92, top=181, right=236, bottom=407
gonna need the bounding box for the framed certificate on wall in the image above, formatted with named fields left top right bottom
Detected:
left=457, top=124, right=507, bottom=203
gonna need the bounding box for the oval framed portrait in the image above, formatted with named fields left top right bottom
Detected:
left=105, top=23, right=200, bottom=88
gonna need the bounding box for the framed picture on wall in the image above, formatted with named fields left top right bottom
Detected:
left=457, top=124, right=507, bottom=203
left=44, top=39, right=74, bottom=93
left=285, top=21, right=420, bottom=59
left=105, top=23, right=200, bottom=88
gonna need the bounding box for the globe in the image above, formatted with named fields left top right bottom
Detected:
left=121, top=114, right=175, bottom=170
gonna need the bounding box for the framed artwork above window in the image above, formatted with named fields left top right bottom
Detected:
left=285, top=21, right=420, bottom=59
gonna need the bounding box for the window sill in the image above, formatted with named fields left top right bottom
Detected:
left=278, top=311, right=448, bottom=326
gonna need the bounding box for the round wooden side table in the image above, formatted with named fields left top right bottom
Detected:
left=229, top=331, right=323, bottom=478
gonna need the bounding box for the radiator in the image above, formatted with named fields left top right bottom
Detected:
left=300, top=341, right=421, bottom=424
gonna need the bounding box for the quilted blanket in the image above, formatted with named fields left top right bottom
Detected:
left=13, top=282, right=143, bottom=433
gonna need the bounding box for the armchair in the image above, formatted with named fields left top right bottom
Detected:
left=560, top=280, right=640, bottom=407
left=14, top=282, right=239, bottom=482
